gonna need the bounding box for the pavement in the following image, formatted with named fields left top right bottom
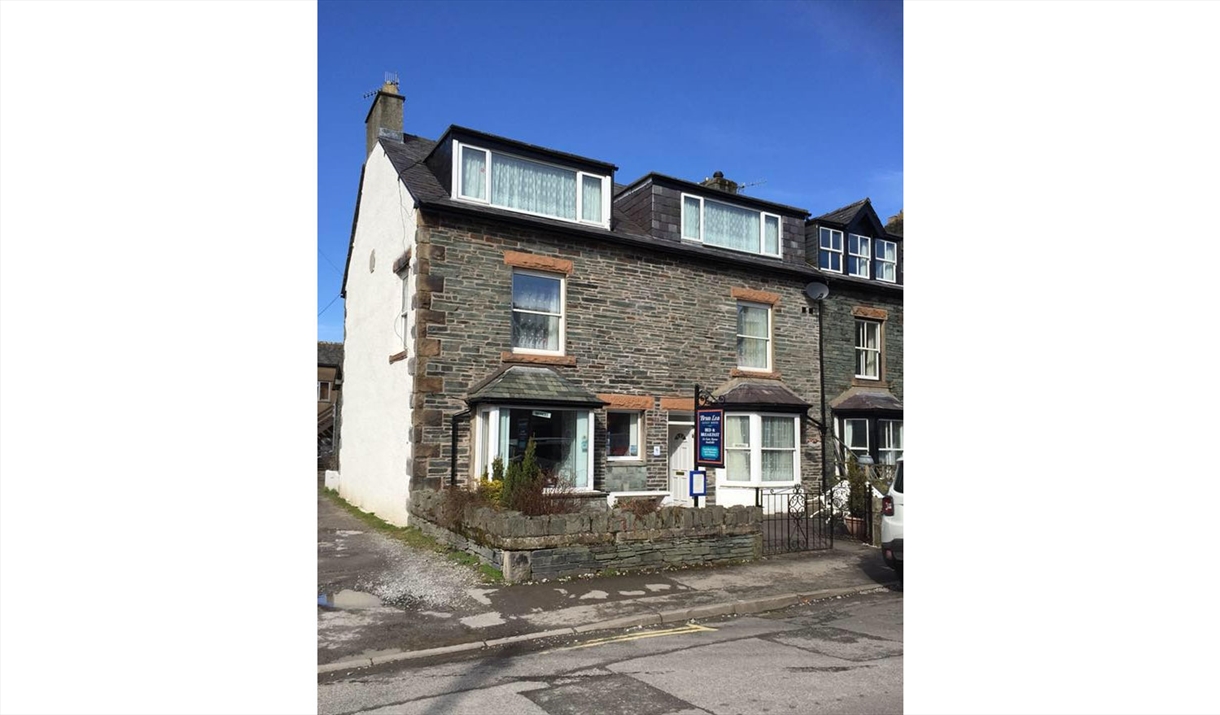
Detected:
left=319, top=489, right=899, bottom=675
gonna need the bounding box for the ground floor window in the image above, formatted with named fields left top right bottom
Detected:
left=607, top=411, right=642, bottom=460
left=722, top=413, right=800, bottom=486
left=476, top=406, right=592, bottom=490
left=834, top=415, right=903, bottom=473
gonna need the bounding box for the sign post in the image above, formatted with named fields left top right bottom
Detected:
left=692, top=383, right=723, bottom=509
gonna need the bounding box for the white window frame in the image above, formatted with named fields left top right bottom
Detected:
left=819, top=227, right=844, bottom=273
left=847, top=234, right=871, bottom=279
left=606, top=410, right=644, bottom=462
left=511, top=268, right=566, bottom=356
left=400, top=271, right=411, bottom=350
left=736, top=300, right=773, bottom=373
left=839, top=417, right=870, bottom=475
left=875, top=239, right=898, bottom=283
left=679, top=192, right=783, bottom=258
left=318, top=381, right=332, bottom=402
left=452, top=140, right=611, bottom=229
left=474, top=405, right=595, bottom=491
left=720, top=412, right=801, bottom=487
left=854, top=319, right=881, bottom=380
left=879, top=419, right=903, bottom=465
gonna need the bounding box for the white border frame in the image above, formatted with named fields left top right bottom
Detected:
left=848, top=233, right=871, bottom=279
left=854, top=318, right=881, bottom=380
left=819, top=227, right=844, bottom=273
left=679, top=192, right=783, bottom=259
left=875, top=238, right=898, bottom=283
left=735, top=300, right=773, bottom=373
left=474, top=405, right=595, bottom=491
left=452, top=139, right=611, bottom=230
left=510, top=268, right=566, bottom=356
left=606, top=410, right=645, bottom=462
left=719, top=412, right=801, bottom=487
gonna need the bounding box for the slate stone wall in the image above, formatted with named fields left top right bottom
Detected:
left=407, top=210, right=826, bottom=502
left=409, top=489, right=762, bottom=583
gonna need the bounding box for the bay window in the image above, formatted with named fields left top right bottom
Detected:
left=681, top=193, right=782, bottom=258
left=722, top=413, right=800, bottom=485
left=879, top=419, right=904, bottom=465
left=455, top=142, right=610, bottom=228
left=512, top=269, right=565, bottom=354
left=475, top=406, right=592, bottom=490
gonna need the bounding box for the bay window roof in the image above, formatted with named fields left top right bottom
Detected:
left=465, top=365, right=607, bottom=408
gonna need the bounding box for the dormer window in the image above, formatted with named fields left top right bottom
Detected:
left=875, top=239, right=897, bottom=283
left=681, top=193, right=781, bottom=258
left=819, top=227, right=843, bottom=272
left=847, top=234, right=871, bottom=278
left=455, top=142, right=610, bottom=228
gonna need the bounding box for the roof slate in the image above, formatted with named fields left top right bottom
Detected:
left=829, top=386, right=903, bottom=412
left=813, top=198, right=871, bottom=225
left=710, top=378, right=811, bottom=409
left=318, top=341, right=344, bottom=367
left=466, top=365, right=607, bottom=407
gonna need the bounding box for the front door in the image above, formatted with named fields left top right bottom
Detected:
left=668, top=422, right=695, bottom=506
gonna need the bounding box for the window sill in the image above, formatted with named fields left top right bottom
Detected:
left=730, top=368, right=782, bottom=380
left=501, top=351, right=576, bottom=366
left=850, top=376, right=885, bottom=387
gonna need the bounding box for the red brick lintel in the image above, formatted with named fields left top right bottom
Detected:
left=730, top=287, right=780, bottom=305
left=852, top=306, right=888, bottom=320
left=503, top=250, right=573, bottom=276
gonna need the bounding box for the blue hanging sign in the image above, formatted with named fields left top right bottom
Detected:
left=696, top=409, right=724, bottom=466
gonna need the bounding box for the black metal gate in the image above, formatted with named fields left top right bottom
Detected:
left=759, top=484, right=833, bottom=555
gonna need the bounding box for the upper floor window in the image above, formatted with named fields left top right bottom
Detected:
left=855, top=319, right=881, bottom=379
left=819, top=227, right=843, bottom=272
left=737, top=301, right=772, bottom=371
left=682, top=194, right=781, bottom=258
left=512, top=269, right=565, bottom=354
left=318, top=381, right=332, bottom=402
left=847, top=234, right=871, bottom=278
left=456, top=143, right=609, bottom=228
left=875, top=239, right=897, bottom=283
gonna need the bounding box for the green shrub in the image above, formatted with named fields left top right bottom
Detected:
left=846, top=457, right=870, bottom=518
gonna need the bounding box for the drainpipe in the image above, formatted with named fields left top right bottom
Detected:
left=449, top=409, right=471, bottom=488
left=816, top=299, right=828, bottom=494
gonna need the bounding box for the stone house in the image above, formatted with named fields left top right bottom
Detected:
left=805, top=199, right=904, bottom=480
left=318, top=340, right=343, bottom=468
left=335, top=81, right=836, bottom=526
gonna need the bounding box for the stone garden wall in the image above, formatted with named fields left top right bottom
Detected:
left=408, top=489, right=763, bottom=583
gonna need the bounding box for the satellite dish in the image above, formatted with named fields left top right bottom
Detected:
left=804, top=282, right=830, bottom=301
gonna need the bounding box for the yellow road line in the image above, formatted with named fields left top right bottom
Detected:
left=554, top=623, right=717, bottom=651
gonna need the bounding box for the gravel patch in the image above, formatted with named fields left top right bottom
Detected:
left=353, top=529, right=482, bottom=610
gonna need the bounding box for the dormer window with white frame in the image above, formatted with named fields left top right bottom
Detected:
left=847, top=234, right=871, bottom=278
left=455, top=142, right=610, bottom=228
left=819, top=227, right=843, bottom=273
left=681, top=193, right=781, bottom=258
left=875, top=239, right=897, bottom=283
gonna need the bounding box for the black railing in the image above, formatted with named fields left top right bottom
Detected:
left=758, top=483, right=834, bottom=555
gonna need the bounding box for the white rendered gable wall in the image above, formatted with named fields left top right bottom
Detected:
left=336, top=144, right=418, bottom=526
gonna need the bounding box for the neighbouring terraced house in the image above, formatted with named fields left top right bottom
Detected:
left=334, top=80, right=902, bottom=526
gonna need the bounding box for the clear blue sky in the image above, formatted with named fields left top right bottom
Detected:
left=318, top=0, right=903, bottom=341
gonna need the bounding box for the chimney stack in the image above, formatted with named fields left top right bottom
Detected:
left=700, top=171, right=739, bottom=194
left=364, top=77, right=404, bottom=157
